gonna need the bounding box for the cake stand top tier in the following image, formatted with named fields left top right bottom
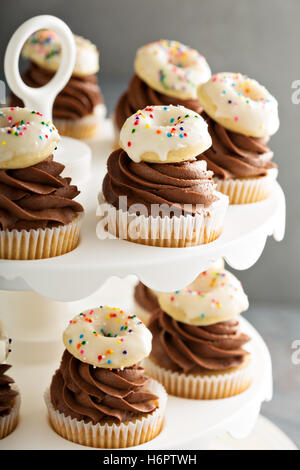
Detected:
left=0, top=16, right=285, bottom=301
left=0, top=118, right=285, bottom=301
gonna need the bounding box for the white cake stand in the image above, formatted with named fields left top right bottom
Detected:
left=0, top=116, right=285, bottom=301
left=0, top=15, right=289, bottom=451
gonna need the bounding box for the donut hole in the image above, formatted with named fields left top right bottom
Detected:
left=234, top=79, right=269, bottom=103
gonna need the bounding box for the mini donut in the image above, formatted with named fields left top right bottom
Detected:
left=197, top=72, right=279, bottom=137
left=63, top=306, right=152, bottom=368
left=0, top=321, right=9, bottom=363
left=22, top=30, right=99, bottom=77
left=158, top=264, right=249, bottom=326
left=119, top=105, right=212, bottom=163
left=135, top=40, right=211, bottom=100
left=0, top=107, right=60, bottom=169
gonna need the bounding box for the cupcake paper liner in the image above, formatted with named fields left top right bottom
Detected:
left=98, top=192, right=228, bottom=247
left=215, top=169, right=278, bottom=205
left=0, top=214, right=83, bottom=260
left=0, top=388, right=20, bottom=440
left=44, top=379, right=167, bottom=448
left=143, top=356, right=253, bottom=399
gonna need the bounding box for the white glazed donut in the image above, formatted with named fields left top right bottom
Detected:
left=0, top=321, right=9, bottom=363
left=120, top=105, right=212, bottom=163
left=197, top=72, right=279, bottom=137
left=22, top=30, right=99, bottom=76
left=0, top=107, right=60, bottom=169
left=63, top=306, right=153, bottom=368
left=135, top=40, right=211, bottom=100
left=158, top=264, right=249, bottom=326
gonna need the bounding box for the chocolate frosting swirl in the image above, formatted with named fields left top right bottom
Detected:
left=134, top=282, right=160, bottom=315
left=0, top=364, right=18, bottom=417
left=11, top=62, right=103, bottom=120
left=149, top=310, right=250, bottom=373
left=102, top=149, right=218, bottom=216
left=0, top=155, right=83, bottom=231
left=50, top=350, right=158, bottom=424
left=201, top=114, right=276, bottom=180
left=114, top=75, right=203, bottom=131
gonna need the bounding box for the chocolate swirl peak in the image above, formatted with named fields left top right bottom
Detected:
left=114, top=75, right=203, bottom=131
left=50, top=350, right=158, bottom=424
left=201, top=114, right=276, bottom=180
left=102, top=148, right=218, bottom=217
left=0, top=364, right=18, bottom=417
left=0, top=155, right=83, bottom=231
left=149, top=310, right=250, bottom=373
left=11, top=62, right=104, bottom=121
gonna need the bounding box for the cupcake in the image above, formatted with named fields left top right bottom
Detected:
left=99, top=105, right=228, bottom=247
left=0, top=321, right=20, bottom=439
left=11, top=30, right=106, bottom=140
left=197, top=73, right=279, bottom=204
left=143, top=264, right=253, bottom=399
left=45, top=306, right=167, bottom=448
left=133, top=282, right=160, bottom=325
left=114, top=40, right=211, bottom=142
left=0, top=107, right=84, bottom=260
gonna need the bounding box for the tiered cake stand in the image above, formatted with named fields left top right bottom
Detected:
left=0, top=16, right=293, bottom=450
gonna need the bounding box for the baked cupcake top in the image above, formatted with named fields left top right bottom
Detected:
left=0, top=107, right=83, bottom=231
left=158, top=264, right=249, bottom=326
left=22, top=30, right=99, bottom=76
left=50, top=307, right=159, bottom=424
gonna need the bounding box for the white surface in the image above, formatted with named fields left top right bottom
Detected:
left=0, top=276, right=273, bottom=450
left=0, top=119, right=286, bottom=301
left=57, top=136, right=92, bottom=186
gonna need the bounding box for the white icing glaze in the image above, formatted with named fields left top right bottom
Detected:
left=63, top=306, right=152, bottom=368
left=135, top=40, right=211, bottom=99
left=120, top=105, right=212, bottom=162
left=0, top=107, right=60, bottom=169
left=158, top=265, right=249, bottom=326
left=198, top=72, right=279, bottom=137
left=0, top=321, right=9, bottom=364
left=22, top=30, right=99, bottom=76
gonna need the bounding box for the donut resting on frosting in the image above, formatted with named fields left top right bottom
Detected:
left=50, top=350, right=158, bottom=424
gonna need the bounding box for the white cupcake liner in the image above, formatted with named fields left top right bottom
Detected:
left=44, top=379, right=167, bottom=448
left=214, top=169, right=278, bottom=205
left=0, top=214, right=83, bottom=260
left=143, top=356, right=253, bottom=399
left=97, top=192, right=228, bottom=247
left=54, top=104, right=106, bottom=140
left=0, top=387, right=20, bottom=439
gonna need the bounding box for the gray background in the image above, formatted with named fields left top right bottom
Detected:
left=1, top=0, right=299, bottom=447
